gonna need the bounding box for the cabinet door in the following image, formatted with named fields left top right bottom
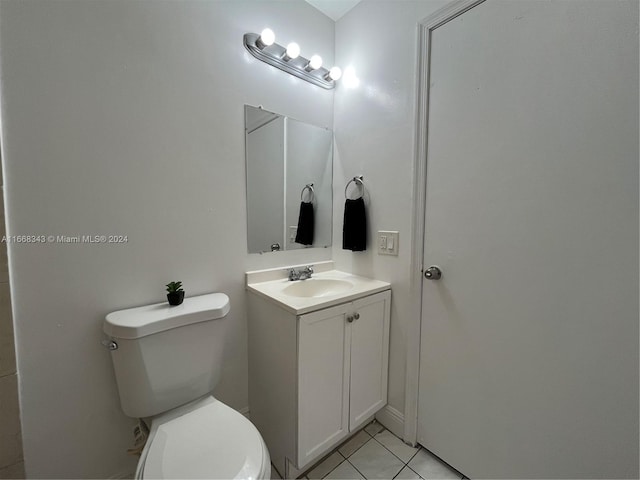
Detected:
left=349, top=290, right=391, bottom=430
left=297, top=303, right=351, bottom=468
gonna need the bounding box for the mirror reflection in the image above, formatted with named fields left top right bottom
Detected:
left=245, top=105, right=332, bottom=253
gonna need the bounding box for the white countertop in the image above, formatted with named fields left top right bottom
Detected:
left=246, top=268, right=391, bottom=315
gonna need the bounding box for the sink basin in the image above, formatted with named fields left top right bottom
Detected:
left=246, top=264, right=391, bottom=314
left=283, top=279, right=353, bottom=298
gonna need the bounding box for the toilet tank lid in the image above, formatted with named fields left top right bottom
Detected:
left=104, top=293, right=230, bottom=339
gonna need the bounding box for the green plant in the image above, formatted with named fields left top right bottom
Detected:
left=166, top=281, right=184, bottom=293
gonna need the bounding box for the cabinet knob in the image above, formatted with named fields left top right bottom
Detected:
left=354, top=313, right=360, bottom=320
left=346, top=315, right=354, bottom=323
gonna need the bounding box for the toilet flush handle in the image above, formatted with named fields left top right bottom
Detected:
left=101, top=339, right=118, bottom=351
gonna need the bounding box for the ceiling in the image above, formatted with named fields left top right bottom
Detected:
left=304, top=0, right=363, bottom=21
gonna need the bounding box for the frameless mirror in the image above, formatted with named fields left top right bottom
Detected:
left=245, top=105, right=332, bottom=253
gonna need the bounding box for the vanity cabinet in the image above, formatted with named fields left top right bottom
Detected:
left=248, top=289, right=391, bottom=477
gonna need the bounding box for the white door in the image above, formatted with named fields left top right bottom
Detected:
left=417, top=1, right=638, bottom=478
left=349, top=291, right=391, bottom=430
left=298, top=303, right=350, bottom=468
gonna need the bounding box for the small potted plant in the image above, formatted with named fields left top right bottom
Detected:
left=166, top=281, right=185, bottom=306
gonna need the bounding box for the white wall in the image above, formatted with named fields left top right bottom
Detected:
left=332, top=0, right=448, bottom=422
left=0, top=1, right=334, bottom=478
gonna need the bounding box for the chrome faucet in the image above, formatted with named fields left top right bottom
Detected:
left=288, top=265, right=314, bottom=281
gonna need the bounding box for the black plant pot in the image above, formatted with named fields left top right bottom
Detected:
left=167, top=291, right=185, bottom=306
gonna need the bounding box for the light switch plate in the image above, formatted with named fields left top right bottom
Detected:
left=377, top=230, right=399, bottom=255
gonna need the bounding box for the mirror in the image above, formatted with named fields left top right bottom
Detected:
left=245, top=105, right=332, bottom=253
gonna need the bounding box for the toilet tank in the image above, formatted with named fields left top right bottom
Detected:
left=103, top=293, right=230, bottom=418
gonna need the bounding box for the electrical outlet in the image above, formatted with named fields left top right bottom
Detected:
left=377, top=231, right=399, bottom=255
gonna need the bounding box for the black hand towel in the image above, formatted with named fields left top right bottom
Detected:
left=295, top=202, right=314, bottom=246
left=343, top=197, right=366, bottom=251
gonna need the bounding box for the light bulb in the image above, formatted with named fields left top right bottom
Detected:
left=285, top=42, right=300, bottom=60
left=328, top=66, right=342, bottom=81
left=309, top=55, right=323, bottom=70
left=259, top=28, right=275, bottom=47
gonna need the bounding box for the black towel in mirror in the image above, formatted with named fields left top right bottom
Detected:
left=343, top=197, right=366, bottom=251
left=295, top=202, right=314, bottom=246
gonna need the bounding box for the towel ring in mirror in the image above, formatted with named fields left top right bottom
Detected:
left=301, top=183, right=315, bottom=203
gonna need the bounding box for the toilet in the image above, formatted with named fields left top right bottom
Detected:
left=103, top=293, right=270, bottom=479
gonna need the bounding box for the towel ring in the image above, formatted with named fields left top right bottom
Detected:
left=344, top=175, right=364, bottom=199
left=301, top=183, right=315, bottom=202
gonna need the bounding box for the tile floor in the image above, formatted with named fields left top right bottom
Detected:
left=271, top=422, right=465, bottom=480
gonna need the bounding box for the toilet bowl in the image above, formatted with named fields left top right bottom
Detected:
left=136, top=396, right=270, bottom=479
left=103, top=293, right=270, bottom=480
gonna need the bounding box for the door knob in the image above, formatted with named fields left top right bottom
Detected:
left=424, top=266, right=442, bottom=280
left=346, top=315, right=354, bottom=323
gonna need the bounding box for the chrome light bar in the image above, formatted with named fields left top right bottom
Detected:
left=243, top=32, right=337, bottom=90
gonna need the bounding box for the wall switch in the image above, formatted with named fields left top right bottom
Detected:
left=377, top=231, right=399, bottom=255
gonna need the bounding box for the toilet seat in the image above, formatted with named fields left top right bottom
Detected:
left=137, top=396, right=270, bottom=479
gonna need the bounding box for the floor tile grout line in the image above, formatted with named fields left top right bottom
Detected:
left=309, top=428, right=369, bottom=478
left=306, top=451, right=344, bottom=479
left=370, top=433, right=420, bottom=466
left=345, top=457, right=369, bottom=480
left=418, top=446, right=465, bottom=479
left=371, top=435, right=402, bottom=462
left=347, top=438, right=407, bottom=480
left=307, top=422, right=431, bottom=480
left=342, top=434, right=375, bottom=461
left=318, top=456, right=346, bottom=480
left=404, top=444, right=422, bottom=464
left=308, top=450, right=347, bottom=478
left=391, top=463, right=423, bottom=480
left=338, top=427, right=376, bottom=459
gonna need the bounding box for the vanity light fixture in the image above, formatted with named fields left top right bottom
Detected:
left=244, top=30, right=339, bottom=90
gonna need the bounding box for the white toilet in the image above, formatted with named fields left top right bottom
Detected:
left=103, top=293, right=270, bottom=479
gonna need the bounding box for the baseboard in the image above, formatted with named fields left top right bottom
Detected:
left=375, top=405, right=404, bottom=439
